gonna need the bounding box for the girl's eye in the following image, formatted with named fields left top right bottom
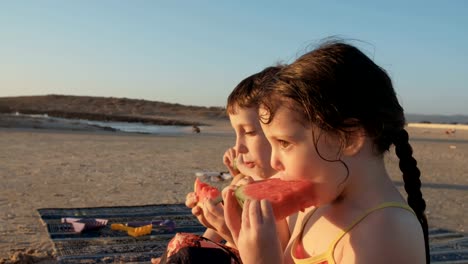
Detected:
left=245, top=130, right=256, bottom=135
left=278, top=140, right=290, bottom=148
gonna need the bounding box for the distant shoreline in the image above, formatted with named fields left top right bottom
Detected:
left=407, top=123, right=468, bottom=130
left=0, top=113, right=234, bottom=136
left=0, top=110, right=207, bottom=126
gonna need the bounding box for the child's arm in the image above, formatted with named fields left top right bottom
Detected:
left=202, top=228, right=224, bottom=242
left=202, top=228, right=236, bottom=248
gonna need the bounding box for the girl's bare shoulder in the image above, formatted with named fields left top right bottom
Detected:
left=339, top=207, right=426, bottom=263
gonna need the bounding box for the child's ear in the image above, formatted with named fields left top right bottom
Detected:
left=343, top=119, right=366, bottom=156
left=342, top=126, right=366, bottom=156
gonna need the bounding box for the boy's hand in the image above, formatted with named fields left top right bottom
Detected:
left=200, top=198, right=235, bottom=244
left=185, top=191, right=198, bottom=208
left=185, top=190, right=235, bottom=244
left=231, top=172, right=254, bottom=187
left=223, top=147, right=240, bottom=176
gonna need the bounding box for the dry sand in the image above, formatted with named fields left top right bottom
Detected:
left=0, top=122, right=467, bottom=263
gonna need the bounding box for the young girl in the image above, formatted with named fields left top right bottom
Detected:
left=224, top=41, right=429, bottom=264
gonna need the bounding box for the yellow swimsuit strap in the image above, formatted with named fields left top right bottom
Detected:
left=292, top=202, right=415, bottom=264
left=327, top=202, right=415, bottom=259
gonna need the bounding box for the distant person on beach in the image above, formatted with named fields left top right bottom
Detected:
left=223, top=41, right=429, bottom=264
left=192, top=124, right=201, bottom=133
left=152, top=65, right=290, bottom=264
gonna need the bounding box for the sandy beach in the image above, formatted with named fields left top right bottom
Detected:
left=0, top=122, right=467, bottom=263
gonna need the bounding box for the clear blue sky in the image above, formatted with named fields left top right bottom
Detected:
left=1, top=1, right=467, bottom=115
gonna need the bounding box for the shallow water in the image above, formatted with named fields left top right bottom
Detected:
left=8, top=113, right=193, bottom=134
left=84, top=119, right=191, bottom=134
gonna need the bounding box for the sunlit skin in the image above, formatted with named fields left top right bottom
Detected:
left=227, top=106, right=277, bottom=180
left=224, top=105, right=425, bottom=264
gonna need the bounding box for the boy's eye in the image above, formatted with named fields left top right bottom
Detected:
left=278, top=140, right=290, bottom=148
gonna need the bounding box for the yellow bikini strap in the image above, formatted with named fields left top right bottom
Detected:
left=328, top=202, right=415, bottom=253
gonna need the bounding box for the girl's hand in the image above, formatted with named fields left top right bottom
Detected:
left=224, top=190, right=283, bottom=264
left=223, top=147, right=240, bottom=176
left=239, top=199, right=283, bottom=264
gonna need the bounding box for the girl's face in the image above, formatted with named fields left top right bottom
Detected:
left=229, top=107, right=276, bottom=180
left=260, top=105, right=348, bottom=206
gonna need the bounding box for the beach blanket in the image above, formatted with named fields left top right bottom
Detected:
left=429, top=228, right=468, bottom=263
left=38, top=204, right=468, bottom=263
left=37, top=203, right=205, bottom=263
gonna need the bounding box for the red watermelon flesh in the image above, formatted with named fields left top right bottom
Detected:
left=234, top=178, right=315, bottom=220
left=194, top=178, right=221, bottom=204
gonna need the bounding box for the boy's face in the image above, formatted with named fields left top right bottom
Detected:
left=229, top=107, right=276, bottom=180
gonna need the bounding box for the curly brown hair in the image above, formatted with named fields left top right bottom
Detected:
left=258, top=41, right=429, bottom=263
left=226, top=65, right=284, bottom=114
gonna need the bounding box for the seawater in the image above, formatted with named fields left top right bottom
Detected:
left=84, top=120, right=190, bottom=134
left=11, top=112, right=191, bottom=134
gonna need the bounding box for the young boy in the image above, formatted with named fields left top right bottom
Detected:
left=153, top=65, right=291, bottom=263
left=187, top=65, right=281, bottom=245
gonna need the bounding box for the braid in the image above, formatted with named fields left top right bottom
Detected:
left=393, top=129, right=430, bottom=263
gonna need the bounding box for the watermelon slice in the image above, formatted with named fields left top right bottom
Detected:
left=194, top=177, right=222, bottom=204
left=234, top=178, right=315, bottom=220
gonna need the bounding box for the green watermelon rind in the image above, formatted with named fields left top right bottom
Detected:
left=233, top=178, right=315, bottom=220
left=234, top=186, right=246, bottom=208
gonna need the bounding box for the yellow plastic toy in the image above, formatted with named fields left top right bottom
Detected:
left=111, top=223, right=152, bottom=237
